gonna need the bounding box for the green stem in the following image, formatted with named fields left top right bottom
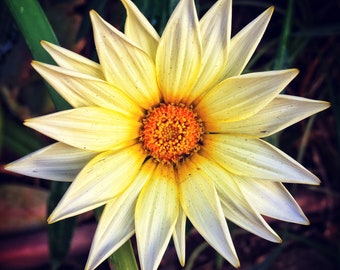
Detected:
left=94, top=207, right=139, bottom=270
left=108, top=241, right=139, bottom=270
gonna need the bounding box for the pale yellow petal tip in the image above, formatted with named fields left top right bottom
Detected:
left=311, top=176, right=321, bottom=186
left=47, top=215, right=55, bottom=224
left=179, top=258, right=185, bottom=267
left=3, top=162, right=12, bottom=172
left=298, top=213, right=310, bottom=226
left=4, top=161, right=24, bottom=174
left=47, top=213, right=61, bottom=224
left=23, top=118, right=36, bottom=129
left=322, top=101, right=331, bottom=109
left=268, top=6, right=275, bottom=13
left=40, top=40, right=58, bottom=51
left=89, top=9, right=100, bottom=20
left=286, top=67, right=299, bottom=77
left=40, top=40, right=51, bottom=47
left=31, top=60, right=45, bottom=70
left=233, top=258, right=241, bottom=268
left=304, top=218, right=311, bottom=226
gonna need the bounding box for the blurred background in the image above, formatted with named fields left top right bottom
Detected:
left=0, top=0, right=339, bottom=269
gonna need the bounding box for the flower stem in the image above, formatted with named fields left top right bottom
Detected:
left=108, top=240, right=139, bottom=270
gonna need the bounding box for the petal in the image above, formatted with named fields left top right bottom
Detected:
left=202, top=134, right=320, bottom=184
left=90, top=11, right=160, bottom=109
left=135, top=164, right=179, bottom=270
left=25, top=107, right=140, bottom=152
left=196, top=69, right=298, bottom=122
left=190, top=154, right=280, bottom=242
left=32, top=61, right=143, bottom=117
left=172, top=206, right=186, bottom=266
left=41, top=41, right=104, bottom=79
left=122, top=0, right=160, bottom=60
left=48, top=144, right=145, bottom=222
left=156, top=0, right=202, bottom=103
left=85, top=159, right=156, bottom=270
left=205, top=94, right=330, bottom=137
left=178, top=159, right=239, bottom=267
left=186, top=0, right=232, bottom=104
left=5, top=142, right=97, bottom=181
left=235, top=176, right=309, bottom=224
left=222, top=6, right=274, bottom=78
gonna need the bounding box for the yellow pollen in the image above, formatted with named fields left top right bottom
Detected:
left=140, top=103, right=204, bottom=164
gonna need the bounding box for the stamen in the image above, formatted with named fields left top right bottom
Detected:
left=140, top=103, right=204, bottom=164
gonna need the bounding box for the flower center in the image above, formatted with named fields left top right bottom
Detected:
left=140, top=103, right=204, bottom=164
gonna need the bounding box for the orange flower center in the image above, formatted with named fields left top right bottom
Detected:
left=140, top=104, right=204, bottom=164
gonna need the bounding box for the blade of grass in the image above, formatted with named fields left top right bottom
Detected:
left=4, top=1, right=74, bottom=269
left=267, top=0, right=294, bottom=148
left=4, top=0, right=70, bottom=111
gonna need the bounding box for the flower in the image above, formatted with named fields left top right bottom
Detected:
left=5, top=0, right=329, bottom=269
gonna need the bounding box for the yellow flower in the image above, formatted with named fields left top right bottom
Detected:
left=6, top=0, right=329, bottom=269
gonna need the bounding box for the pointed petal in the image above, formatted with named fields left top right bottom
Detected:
left=41, top=41, right=104, bottom=79
left=178, top=159, right=239, bottom=267
left=25, top=107, right=140, bottom=152
left=135, top=164, right=179, bottom=270
left=186, top=0, right=232, bottom=104
left=202, top=134, right=320, bottom=184
left=122, top=0, right=160, bottom=60
left=90, top=10, right=160, bottom=109
left=48, top=144, right=145, bottom=222
left=196, top=69, right=298, bottom=122
left=223, top=6, right=274, bottom=78
left=85, top=160, right=156, bottom=270
left=172, top=206, right=186, bottom=266
left=5, top=142, right=96, bottom=181
left=191, top=154, right=280, bottom=242
left=236, top=176, right=309, bottom=224
left=32, top=61, right=143, bottom=117
left=156, top=0, right=202, bottom=103
left=205, top=94, right=330, bottom=137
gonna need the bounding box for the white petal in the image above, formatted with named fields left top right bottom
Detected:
left=5, top=142, right=96, bottom=181
left=186, top=0, right=232, bottom=104
left=190, top=154, right=280, bottom=242
left=202, top=134, right=320, bottom=184
left=156, top=0, right=202, bottom=103
left=122, top=0, right=160, bottom=60
left=85, top=160, right=156, bottom=270
left=25, top=107, right=140, bottom=152
left=172, top=206, right=186, bottom=266
left=178, top=159, right=239, bottom=267
left=222, top=6, right=274, bottom=78
left=48, top=144, right=145, bottom=222
left=32, top=61, right=143, bottom=117
left=90, top=11, right=160, bottom=109
left=235, top=176, right=309, bottom=224
left=135, top=164, right=179, bottom=270
left=41, top=41, right=104, bottom=79
left=196, top=69, right=298, bottom=122
left=205, top=94, right=330, bottom=137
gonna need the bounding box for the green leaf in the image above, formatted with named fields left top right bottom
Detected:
left=108, top=241, right=139, bottom=270
left=47, top=182, right=77, bottom=270
left=4, top=0, right=71, bottom=111
left=5, top=1, right=75, bottom=269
